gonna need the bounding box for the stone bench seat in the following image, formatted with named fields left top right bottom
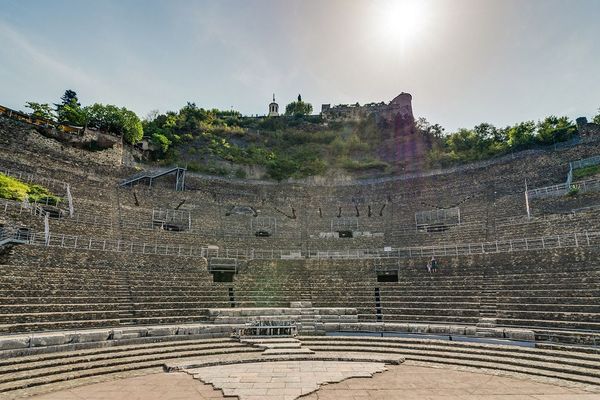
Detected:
left=0, top=303, right=126, bottom=313
left=379, top=296, right=481, bottom=302
left=130, top=307, right=209, bottom=317
left=381, top=315, right=480, bottom=324
left=497, top=310, right=600, bottom=322
left=0, top=289, right=122, bottom=297
left=380, top=301, right=481, bottom=309
left=377, top=289, right=482, bottom=296
left=492, top=270, right=600, bottom=279
left=0, top=279, right=121, bottom=287
left=127, top=283, right=222, bottom=290
left=381, top=307, right=480, bottom=316
left=533, top=328, right=600, bottom=345
left=127, top=315, right=208, bottom=325
left=498, top=296, right=600, bottom=304
left=128, top=296, right=230, bottom=303
left=497, top=303, right=600, bottom=313
left=496, top=282, right=600, bottom=289
left=0, top=318, right=123, bottom=333
left=497, top=317, right=600, bottom=331
left=0, top=276, right=123, bottom=284
left=128, top=290, right=224, bottom=297
left=0, top=296, right=128, bottom=304
left=0, top=310, right=123, bottom=324
left=130, top=301, right=229, bottom=309
left=496, top=289, right=600, bottom=297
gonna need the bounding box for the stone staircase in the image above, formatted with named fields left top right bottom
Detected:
left=114, top=272, right=135, bottom=325
left=292, top=301, right=317, bottom=334
left=476, top=279, right=499, bottom=337
left=240, top=337, right=315, bottom=356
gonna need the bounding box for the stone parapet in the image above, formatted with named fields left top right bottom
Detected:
left=0, top=323, right=238, bottom=354
left=316, top=322, right=535, bottom=341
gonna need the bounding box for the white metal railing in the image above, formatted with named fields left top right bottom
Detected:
left=0, top=167, right=68, bottom=191
left=571, top=154, right=600, bottom=171
left=566, top=155, right=600, bottom=186
left=17, top=229, right=600, bottom=260
left=527, top=177, right=600, bottom=199
left=4, top=196, right=600, bottom=245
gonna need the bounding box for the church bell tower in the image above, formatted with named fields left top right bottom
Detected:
left=268, top=94, right=279, bottom=117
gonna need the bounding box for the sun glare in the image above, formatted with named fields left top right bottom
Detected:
left=375, top=0, right=427, bottom=44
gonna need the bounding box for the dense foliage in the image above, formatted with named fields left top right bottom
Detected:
left=23, top=91, right=598, bottom=180
left=85, top=103, right=143, bottom=144
left=26, top=90, right=143, bottom=144
left=0, top=173, right=62, bottom=205
left=25, top=102, right=55, bottom=121
left=284, top=95, right=313, bottom=117
left=426, top=116, right=578, bottom=166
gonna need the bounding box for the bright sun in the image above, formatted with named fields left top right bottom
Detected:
left=376, top=0, right=427, bottom=43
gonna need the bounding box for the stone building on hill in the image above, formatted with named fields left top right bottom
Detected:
left=321, top=92, right=414, bottom=123
left=268, top=94, right=279, bottom=117
left=576, top=117, right=600, bottom=138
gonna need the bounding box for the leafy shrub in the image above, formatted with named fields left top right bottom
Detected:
left=0, top=174, right=62, bottom=205
left=567, top=186, right=580, bottom=197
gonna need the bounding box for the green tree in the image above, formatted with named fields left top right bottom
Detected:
left=55, top=89, right=86, bottom=126
left=285, top=95, right=313, bottom=117
left=151, top=133, right=172, bottom=153
left=120, top=109, right=143, bottom=144
left=535, top=116, right=576, bottom=144
left=415, top=117, right=445, bottom=139
left=84, top=103, right=143, bottom=144
left=507, top=121, right=536, bottom=148
left=25, top=102, right=55, bottom=121
left=592, top=108, right=600, bottom=125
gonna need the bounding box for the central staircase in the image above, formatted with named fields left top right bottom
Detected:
left=476, top=278, right=500, bottom=337
left=115, top=272, right=136, bottom=325
left=240, top=338, right=315, bottom=356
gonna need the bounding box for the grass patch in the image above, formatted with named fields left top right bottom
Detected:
left=340, top=158, right=389, bottom=172
left=0, top=173, right=62, bottom=205
left=573, top=164, right=600, bottom=180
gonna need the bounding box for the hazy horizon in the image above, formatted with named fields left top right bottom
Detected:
left=1, top=0, right=599, bottom=131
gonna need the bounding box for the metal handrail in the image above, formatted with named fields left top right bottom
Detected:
left=18, top=229, right=600, bottom=260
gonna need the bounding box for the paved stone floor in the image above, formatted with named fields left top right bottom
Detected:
left=185, top=360, right=387, bottom=399
left=25, top=363, right=600, bottom=400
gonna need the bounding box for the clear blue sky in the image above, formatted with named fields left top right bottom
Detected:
left=1, top=0, right=599, bottom=131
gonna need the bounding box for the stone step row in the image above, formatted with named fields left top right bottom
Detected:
left=0, top=341, right=253, bottom=385
left=298, top=336, right=600, bottom=363
left=0, top=345, right=263, bottom=396
left=301, top=343, right=600, bottom=386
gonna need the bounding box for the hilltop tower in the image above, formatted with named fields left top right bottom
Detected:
left=268, top=94, right=279, bottom=117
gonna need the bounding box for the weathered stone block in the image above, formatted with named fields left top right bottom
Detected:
left=339, top=323, right=360, bottom=331
left=384, top=323, right=409, bottom=332
left=72, top=330, right=111, bottom=343
left=177, top=325, right=203, bottom=335
left=111, top=330, right=123, bottom=340
left=408, top=324, right=429, bottom=334
left=0, top=335, right=30, bottom=350
left=321, top=323, right=340, bottom=332
left=449, top=326, right=466, bottom=335
left=428, top=325, right=450, bottom=334
left=147, top=327, right=177, bottom=337
left=465, top=326, right=477, bottom=336
left=31, top=333, right=69, bottom=347
left=506, top=329, right=535, bottom=341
